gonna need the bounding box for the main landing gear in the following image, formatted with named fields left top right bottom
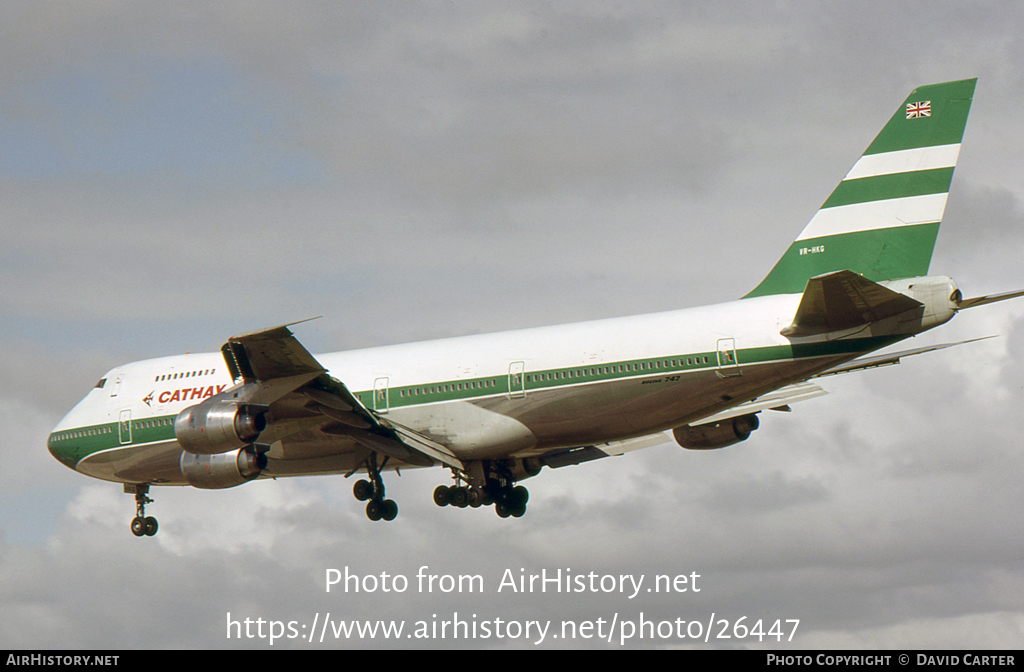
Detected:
left=347, top=456, right=533, bottom=521
left=351, top=453, right=398, bottom=522
left=493, top=484, right=529, bottom=518
left=433, top=475, right=529, bottom=518
left=125, top=483, right=158, bottom=537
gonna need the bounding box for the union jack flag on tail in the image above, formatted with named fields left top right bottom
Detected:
left=906, top=100, right=931, bottom=119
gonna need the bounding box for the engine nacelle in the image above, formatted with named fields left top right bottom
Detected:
left=174, top=400, right=267, bottom=455
left=180, top=448, right=268, bottom=489
left=673, top=414, right=759, bottom=450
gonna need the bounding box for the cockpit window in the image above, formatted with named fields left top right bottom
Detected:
left=95, top=378, right=107, bottom=389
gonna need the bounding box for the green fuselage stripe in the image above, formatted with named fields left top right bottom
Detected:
left=48, top=336, right=900, bottom=468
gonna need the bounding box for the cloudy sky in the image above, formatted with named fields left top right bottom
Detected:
left=2, top=1, right=1024, bottom=650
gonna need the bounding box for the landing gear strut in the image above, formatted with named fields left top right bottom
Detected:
left=125, top=484, right=158, bottom=537
left=352, top=453, right=398, bottom=522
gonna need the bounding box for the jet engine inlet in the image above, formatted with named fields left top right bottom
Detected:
left=174, top=401, right=267, bottom=455
left=180, top=447, right=267, bottom=489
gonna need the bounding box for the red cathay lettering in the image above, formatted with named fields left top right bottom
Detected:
left=157, top=384, right=226, bottom=405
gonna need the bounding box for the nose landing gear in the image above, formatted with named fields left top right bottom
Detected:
left=125, top=483, right=158, bottom=537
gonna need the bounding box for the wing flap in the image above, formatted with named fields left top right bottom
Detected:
left=386, top=421, right=465, bottom=470
left=691, top=382, right=828, bottom=426
left=539, top=432, right=671, bottom=469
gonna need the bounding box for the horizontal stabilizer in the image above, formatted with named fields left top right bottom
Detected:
left=956, top=288, right=1024, bottom=310
left=782, top=270, right=922, bottom=337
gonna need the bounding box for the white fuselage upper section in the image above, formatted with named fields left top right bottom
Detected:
left=55, top=292, right=804, bottom=435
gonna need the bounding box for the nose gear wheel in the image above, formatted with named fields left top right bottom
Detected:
left=126, top=484, right=158, bottom=537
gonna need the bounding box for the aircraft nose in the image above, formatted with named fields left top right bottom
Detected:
left=47, top=429, right=79, bottom=470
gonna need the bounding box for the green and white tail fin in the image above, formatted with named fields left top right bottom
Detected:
left=746, top=78, right=977, bottom=298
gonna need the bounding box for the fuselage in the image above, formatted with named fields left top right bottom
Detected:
left=47, top=281, right=956, bottom=488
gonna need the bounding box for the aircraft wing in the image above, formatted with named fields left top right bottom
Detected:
left=539, top=432, right=672, bottom=468
left=221, top=322, right=464, bottom=471
left=812, top=336, right=994, bottom=377
left=691, top=381, right=828, bottom=426
left=691, top=336, right=992, bottom=426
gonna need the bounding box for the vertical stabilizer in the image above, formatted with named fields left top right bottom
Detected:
left=746, top=78, right=976, bottom=298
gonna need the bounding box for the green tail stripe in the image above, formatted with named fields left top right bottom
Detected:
left=864, top=79, right=976, bottom=155
left=820, top=167, right=954, bottom=210
left=745, top=79, right=976, bottom=298
left=745, top=223, right=940, bottom=298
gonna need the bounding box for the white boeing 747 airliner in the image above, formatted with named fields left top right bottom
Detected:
left=48, top=79, right=1024, bottom=535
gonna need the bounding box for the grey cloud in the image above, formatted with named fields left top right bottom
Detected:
left=3, top=0, right=1024, bottom=650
